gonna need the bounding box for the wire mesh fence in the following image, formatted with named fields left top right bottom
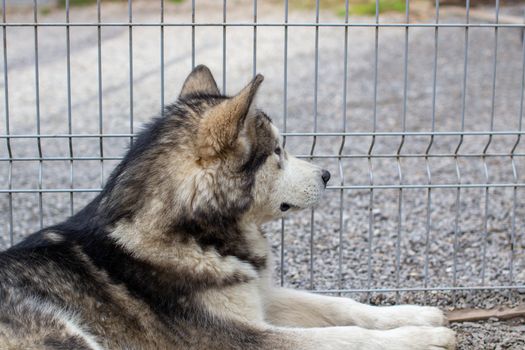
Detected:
left=0, top=0, right=524, bottom=308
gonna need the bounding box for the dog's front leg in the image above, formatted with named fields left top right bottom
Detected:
left=263, top=287, right=447, bottom=329
left=269, top=324, right=455, bottom=350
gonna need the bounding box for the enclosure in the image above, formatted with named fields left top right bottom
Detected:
left=0, top=0, right=524, bottom=348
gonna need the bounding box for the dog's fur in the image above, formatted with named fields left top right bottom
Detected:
left=0, top=66, right=456, bottom=350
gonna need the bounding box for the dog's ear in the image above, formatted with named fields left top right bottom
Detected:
left=180, top=65, right=220, bottom=98
left=196, top=74, right=264, bottom=159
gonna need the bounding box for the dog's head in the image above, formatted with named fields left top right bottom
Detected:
left=101, top=66, right=330, bottom=231
left=179, top=66, right=330, bottom=224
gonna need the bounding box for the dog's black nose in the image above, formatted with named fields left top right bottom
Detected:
left=321, top=170, right=331, bottom=185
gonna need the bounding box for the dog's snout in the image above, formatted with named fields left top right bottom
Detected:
left=321, top=170, right=331, bottom=185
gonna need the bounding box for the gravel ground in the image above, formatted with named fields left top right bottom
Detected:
left=0, top=0, right=524, bottom=348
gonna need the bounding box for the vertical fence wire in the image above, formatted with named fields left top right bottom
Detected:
left=128, top=0, right=134, bottom=145
left=222, top=0, right=226, bottom=94
left=338, top=0, right=349, bottom=295
left=423, top=0, right=440, bottom=304
left=65, top=0, right=74, bottom=216
left=191, top=0, right=195, bottom=68
left=280, top=0, right=289, bottom=288
left=96, top=0, right=104, bottom=187
left=32, top=0, right=43, bottom=229
left=481, top=0, right=500, bottom=286
left=252, top=0, right=257, bottom=77
left=2, top=0, right=13, bottom=246
left=309, top=0, right=320, bottom=290
left=395, top=0, right=410, bottom=304
left=509, top=10, right=525, bottom=301
left=366, top=0, right=380, bottom=302
left=160, top=0, right=165, bottom=116
left=453, top=0, right=470, bottom=306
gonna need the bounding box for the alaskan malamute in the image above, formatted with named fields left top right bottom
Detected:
left=0, top=66, right=455, bottom=349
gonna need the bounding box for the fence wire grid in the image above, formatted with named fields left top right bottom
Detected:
left=1, top=0, right=525, bottom=308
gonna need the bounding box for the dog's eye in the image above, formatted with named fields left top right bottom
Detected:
left=274, top=147, right=281, bottom=156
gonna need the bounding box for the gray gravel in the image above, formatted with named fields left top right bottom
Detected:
left=0, top=1, right=524, bottom=348
left=452, top=318, right=525, bottom=350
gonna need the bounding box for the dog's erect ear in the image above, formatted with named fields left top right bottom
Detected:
left=180, top=65, right=220, bottom=98
left=196, top=74, right=264, bottom=159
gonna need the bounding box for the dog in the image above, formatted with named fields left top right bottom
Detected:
left=0, top=66, right=456, bottom=349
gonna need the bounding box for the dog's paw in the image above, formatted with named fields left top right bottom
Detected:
left=385, top=326, right=456, bottom=350
left=417, top=326, right=456, bottom=350
left=402, top=306, right=448, bottom=327
left=377, top=305, right=448, bottom=328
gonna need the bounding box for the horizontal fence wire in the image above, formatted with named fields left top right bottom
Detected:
left=2, top=131, right=525, bottom=137
left=1, top=0, right=524, bottom=306
left=315, top=285, right=525, bottom=295
left=0, top=22, right=524, bottom=28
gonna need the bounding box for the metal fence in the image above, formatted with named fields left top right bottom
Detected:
left=1, top=0, right=524, bottom=308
